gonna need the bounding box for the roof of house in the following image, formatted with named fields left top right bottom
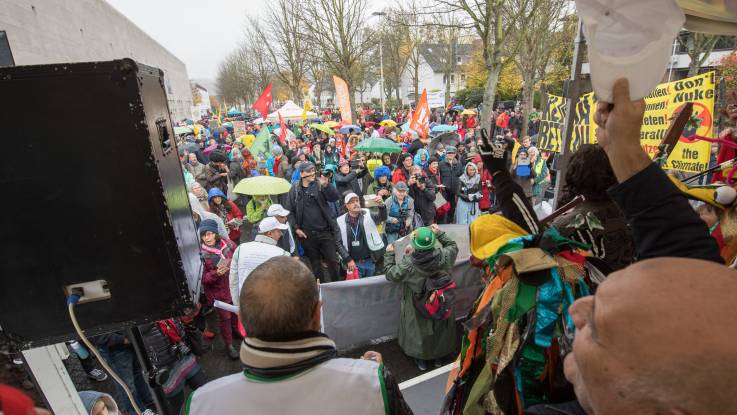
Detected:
left=418, top=43, right=473, bottom=73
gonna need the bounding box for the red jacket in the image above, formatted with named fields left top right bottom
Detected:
left=479, top=169, right=493, bottom=211
left=209, top=201, right=243, bottom=242
left=201, top=238, right=237, bottom=304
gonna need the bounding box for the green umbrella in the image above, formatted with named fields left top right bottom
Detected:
left=353, top=137, right=402, bottom=153
left=174, top=126, right=193, bottom=135
left=308, top=123, right=336, bottom=135
left=233, top=176, right=292, bottom=196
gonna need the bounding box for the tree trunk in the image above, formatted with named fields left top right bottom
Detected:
left=291, top=85, right=302, bottom=103
left=520, top=75, right=534, bottom=138
left=480, top=66, right=502, bottom=132
left=688, top=59, right=700, bottom=77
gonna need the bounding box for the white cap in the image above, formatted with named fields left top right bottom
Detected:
left=267, top=204, right=290, bottom=217
left=344, top=192, right=360, bottom=204
left=259, top=217, right=289, bottom=233
left=576, top=0, right=685, bottom=102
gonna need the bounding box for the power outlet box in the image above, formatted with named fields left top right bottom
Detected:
left=64, top=280, right=111, bottom=304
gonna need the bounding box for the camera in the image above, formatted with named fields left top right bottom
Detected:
left=413, top=174, right=427, bottom=185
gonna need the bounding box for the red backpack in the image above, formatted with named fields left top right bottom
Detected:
left=413, top=272, right=457, bottom=320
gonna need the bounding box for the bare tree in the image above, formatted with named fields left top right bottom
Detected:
left=305, top=56, right=329, bottom=108
left=395, top=0, right=426, bottom=105
left=435, top=0, right=533, bottom=130
left=247, top=0, right=306, bottom=101
left=377, top=19, right=411, bottom=103
left=678, top=31, right=723, bottom=77
left=302, top=0, right=373, bottom=119
left=510, top=0, right=569, bottom=137
left=216, top=49, right=253, bottom=106
left=429, top=12, right=464, bottom=105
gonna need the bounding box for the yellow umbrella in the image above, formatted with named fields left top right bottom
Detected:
left=461, top=109, right=477, bottom=116
left=240, top=134, right=256, bottom=147
left=324, top=121, right=340, bottom=128
left=379, top=120, right=397, bottom=127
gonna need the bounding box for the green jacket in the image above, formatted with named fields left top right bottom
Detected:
left=246, top=198, right=271, bottom=224
left=384, top=231, right=459, bottom=360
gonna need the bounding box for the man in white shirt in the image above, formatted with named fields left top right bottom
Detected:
left=229, top=217, right=291, bottom=307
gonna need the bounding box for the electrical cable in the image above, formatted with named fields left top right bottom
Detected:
left=67, top=294, right=143, bottom=415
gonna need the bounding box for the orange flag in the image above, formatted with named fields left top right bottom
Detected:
left=333, top=76, right=353, bottom=124
left=410, top=89, right=430, bottom=138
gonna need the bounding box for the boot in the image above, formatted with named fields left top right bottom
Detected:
left=226, top=344, right=239, bottom=360
left=415, top=358, right=428, bottom=372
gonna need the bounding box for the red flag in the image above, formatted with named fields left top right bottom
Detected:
left=410, top=89, right=430, bottom=138
left=278, top=111, right=287, bottom=145
left=251, top=83, right=272, bottom=118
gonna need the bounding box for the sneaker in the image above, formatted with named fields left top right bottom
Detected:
left=415, top=358, right=428, bottom=372
left=226, top=344, right=239, bottom=360
left=87, top=368, right=108, bottom=382
left=142, top=409, right=157, bottom=415
left=12, top=357, right=23, bottom=365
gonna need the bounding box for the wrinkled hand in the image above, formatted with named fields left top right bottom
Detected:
left=374, top=195, right=383, bottom=203
left=296, top=229, right=308, bottom=239
left=478, top=128, right=513, bottom=175
left=594, top=78, right=650, bottom=182
left=594, top=78, right=645, bottom=153
left=362, top=351, right=383, bottom=363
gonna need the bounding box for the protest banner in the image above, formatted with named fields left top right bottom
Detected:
left=333, top=75, right=353, bottom=124
left=232, top=120, right=246, bottom=137
left=427, top=90, right=445, bottom=109
left=537, top=72, right=715, bottom=173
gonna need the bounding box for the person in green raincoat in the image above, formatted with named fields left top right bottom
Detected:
left=384, top=224, right=458, bottom=371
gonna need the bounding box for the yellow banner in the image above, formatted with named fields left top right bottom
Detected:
left=538, top=72, right=716, bottom=173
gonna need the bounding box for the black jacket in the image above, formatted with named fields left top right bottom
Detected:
left=608, top=162, right=722, bottom=263
left=286, top=180, right=351, bottom=262
left=335, top=168, right=368, bottom=198
left=439, top=159, right=463, bottom=195
left=410, top=182, right=437, bottom=226
left=407, top=139, right=424, bottom=156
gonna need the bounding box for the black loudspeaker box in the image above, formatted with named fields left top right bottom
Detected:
left=0, top=59, right=201, bottom=348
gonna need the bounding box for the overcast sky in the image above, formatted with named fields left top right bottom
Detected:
left=106, top=0, right=392, bottom=82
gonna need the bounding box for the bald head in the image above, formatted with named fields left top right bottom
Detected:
left=239, top=257, right=319, bottom=339
left=567, top=257, right=737, bottom=414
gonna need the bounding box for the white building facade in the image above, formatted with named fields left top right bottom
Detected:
left=0, top=0, right=193, bottom=120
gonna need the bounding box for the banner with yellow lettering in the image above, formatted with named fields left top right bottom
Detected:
left=537, top=72, right=715, bottom=173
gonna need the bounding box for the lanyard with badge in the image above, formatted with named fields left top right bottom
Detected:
left=350, top=220, right=361, bottom=247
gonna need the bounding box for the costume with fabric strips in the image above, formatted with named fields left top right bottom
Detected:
left=441, top=133, right=595, bottom=414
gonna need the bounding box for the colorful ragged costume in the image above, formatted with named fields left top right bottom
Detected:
left=442, top=213, right=594, bottom=415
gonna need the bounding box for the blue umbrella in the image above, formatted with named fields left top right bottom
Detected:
left=451, top=105, right=464, bottom=111
left=339, top=124, right=361, bottom=134
left=430, top=124, right=458, bottom=133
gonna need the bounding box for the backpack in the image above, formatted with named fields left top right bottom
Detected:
left=413, top=272, right=458, bottom=320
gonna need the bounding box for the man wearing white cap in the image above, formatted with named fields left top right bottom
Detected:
left=267, top=204, right=296, bottom=254
left=336, top=193, right=386, bottom=278
left=229, top=217, right=291, bottom=308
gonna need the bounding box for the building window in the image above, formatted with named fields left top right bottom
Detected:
left=461, top=74, right=466, bottom=82
left=456, top=56, right=462, bottom=64
left=451, top=74, right=456, bottom=84
left=0, top=31, right=15, bottom=67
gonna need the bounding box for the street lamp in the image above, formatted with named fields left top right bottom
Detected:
left=371, top=11, right=387, bottom=115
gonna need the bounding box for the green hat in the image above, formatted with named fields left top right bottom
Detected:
left=411, top=227, right=436, bottom=251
